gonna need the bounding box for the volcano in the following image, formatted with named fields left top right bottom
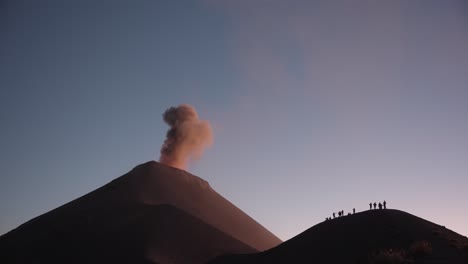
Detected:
left=0, top=161, right=281, bottom=264
left=209, top=209, right=468, bottom=264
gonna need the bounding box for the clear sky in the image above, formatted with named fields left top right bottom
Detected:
left=1, top=0, right=468, bottom=241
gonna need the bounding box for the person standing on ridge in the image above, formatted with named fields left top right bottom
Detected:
left=373, top=202, right=377, bottom=209
left=369, top=203, right=372, bottom=210
left=353, top=208, right=356, bottom=214
left=383, top=200, right=387, bottom=209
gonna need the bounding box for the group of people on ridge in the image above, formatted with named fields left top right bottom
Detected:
left=370, top=200, right=387, bottom=210
left=325, top=208, right=356, bottom=221
left=325, top=201, right=388, bottom=221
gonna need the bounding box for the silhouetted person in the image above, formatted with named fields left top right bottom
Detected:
left=338, top=211, right=341, bottom=217
left=369, top=203, right=372, bottom=210
left=383, top=200, right=387, bottom=209
left=373, top=202, right=377, bottom=209
left=353, top=208, right=356, bottom=214
left=333, top=213, right=336, bottom=218
left=378, top=203, right=382, bottom=209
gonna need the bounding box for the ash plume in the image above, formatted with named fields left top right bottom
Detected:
left=159, top=104, right=213, bottom=169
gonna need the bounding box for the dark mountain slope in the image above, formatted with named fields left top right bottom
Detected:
left=121, top=161, right=281, bottom=251
left=0, top=203, right=255, bottom=264
left=0, top=161, right=278, bottom=263
left=209, top=209, right=468, bottom=264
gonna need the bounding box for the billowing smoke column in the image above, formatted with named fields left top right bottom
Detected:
left=159, top=104, right=213, bottom=169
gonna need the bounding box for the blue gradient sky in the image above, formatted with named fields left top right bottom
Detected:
left=1, top=1, right=468, bottom=241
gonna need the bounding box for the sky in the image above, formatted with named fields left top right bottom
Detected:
left=1, top=0, right=468, bottom=241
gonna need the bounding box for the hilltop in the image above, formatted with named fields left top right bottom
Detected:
left=209, top=209, right=468, bottom=264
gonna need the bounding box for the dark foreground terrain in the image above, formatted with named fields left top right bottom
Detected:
left=2, top=161, right=467, bottom=264
left=209, top=209, right=468, bottom=264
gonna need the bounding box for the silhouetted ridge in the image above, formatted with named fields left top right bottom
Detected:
left=209, top=209, right=468, bottom=264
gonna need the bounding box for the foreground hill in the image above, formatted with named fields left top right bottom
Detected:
left=0, top=161, right=280, bottom=263
left=209, top=209, right=468, bottom=264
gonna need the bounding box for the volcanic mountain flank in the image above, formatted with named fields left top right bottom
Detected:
left=0, top=161, right=281, bottom=264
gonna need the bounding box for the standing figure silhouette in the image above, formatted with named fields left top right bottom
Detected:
left=373, top=202, right=377, bottom=209
left=383, top=200, right=387, bottom=209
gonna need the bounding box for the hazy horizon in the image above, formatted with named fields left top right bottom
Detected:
left=1, top=0, right=468, bottom=241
